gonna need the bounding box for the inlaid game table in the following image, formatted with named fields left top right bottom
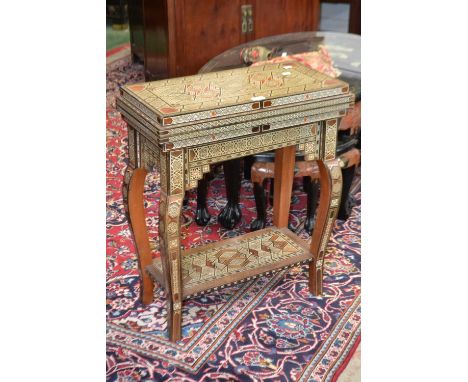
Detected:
left=116, top=62, right=354, bottom=341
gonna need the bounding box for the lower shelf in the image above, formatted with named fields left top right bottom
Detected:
left=147, top=226, right=313, bottom=298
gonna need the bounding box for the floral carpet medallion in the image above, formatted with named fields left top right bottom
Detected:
left=106, top=55, right=361, bottom=381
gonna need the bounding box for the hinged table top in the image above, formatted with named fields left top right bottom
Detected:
left=121, top=62, right=350, bottom=126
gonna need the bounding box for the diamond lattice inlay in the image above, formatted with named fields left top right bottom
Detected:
left=150, top=227, right=311, bottom=296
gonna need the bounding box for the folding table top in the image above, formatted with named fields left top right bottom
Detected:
left=120, top=62, right=351, bottom=128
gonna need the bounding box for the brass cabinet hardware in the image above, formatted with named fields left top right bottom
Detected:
left=247, top=5, right=253, bottom=33
left=241, top=5, right=253, bottom=34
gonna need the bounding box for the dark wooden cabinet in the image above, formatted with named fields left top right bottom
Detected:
left=172, top=0, right=247, bottom=77
left=129, top=0, right=320, bottom=80
left=253, top=0, right=319, bottom=39
left=127, top=0, right=145, bottom=62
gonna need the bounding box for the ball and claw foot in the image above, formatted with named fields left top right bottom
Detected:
left=304, top=215, right=316, bottom=233
left=218, top=203, right=242, bottom=229
left=195, top=206, right=211, bottom=226
left=250, top=217, right=266, bottom=231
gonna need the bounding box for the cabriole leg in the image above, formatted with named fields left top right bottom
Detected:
left=309, top=159, right=342, bottom=295
left=127, top=167, right=155, bottom=305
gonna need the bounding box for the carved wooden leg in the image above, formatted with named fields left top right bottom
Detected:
left=218, top=159, right=242, bottom=229
left=128, top=167, right=155, bottom=305
left=158, top=192, right=184, bottom=341
left=338, top=165, right=356, bottom=220
left=335, top=144, right=361, bottom=220
left=195, top=173, right=211, bottom=226
left=269, top=179, right=274, bottom=206
left=250, top=181, right=267, bottom=231
left=273, top=146, right=296, bottom=228
left=243, top=155, right=255, bottom=180
left=309, top=159, right=342, bottom=295
left=159, top=149, right=185, bottom=341
left=303, top=176, right=320, bottom=233
left=250, top=161, right=274, bottom=231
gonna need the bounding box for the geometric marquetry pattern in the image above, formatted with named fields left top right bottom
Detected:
left=122, top=62, right=349, bottom=125
left=127, top=126, right=137, bottom=168
left=187, top=124, right=317, bottom=166
left=166, top=111, right=344, bottom=152
left=153, top=228, right=307, bottom=292
left=324, top=119, right=338, bottom=160
left=119, top=93, right=352, bottom=141
left=317, top=161, right=342, bottom=267
left=169, top=150, right=184, bottom=194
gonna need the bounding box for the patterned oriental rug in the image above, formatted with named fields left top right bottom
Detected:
left=106, top=50, right=361, bottom=381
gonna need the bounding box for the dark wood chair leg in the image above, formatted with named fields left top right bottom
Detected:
left=218, top=159, right=242, bottom=229
left=304, top=176, right=320, bottom=233
left=243, top=156, right=255, bottom=180
left=195, top=173, right=211, bottom=226
left=250, top=180, right=268, bottom=231
left=338, top=164, right=356, bottom=220
left=269, top=179, right=274, bottom=206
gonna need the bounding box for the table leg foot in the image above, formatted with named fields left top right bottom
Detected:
left=308, top=159, right=342, bottom=295
left=128, top=167, right=155, bottom=305
left=167, top=305, right=183, bottom=341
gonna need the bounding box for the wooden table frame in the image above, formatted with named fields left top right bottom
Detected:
left=122, top=117, right=342, bottom=342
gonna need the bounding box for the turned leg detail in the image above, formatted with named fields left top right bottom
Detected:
left=309, top=159, right=342, bottom=295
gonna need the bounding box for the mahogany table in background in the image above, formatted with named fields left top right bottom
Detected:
left=195, top=31, right=361, bottom=230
